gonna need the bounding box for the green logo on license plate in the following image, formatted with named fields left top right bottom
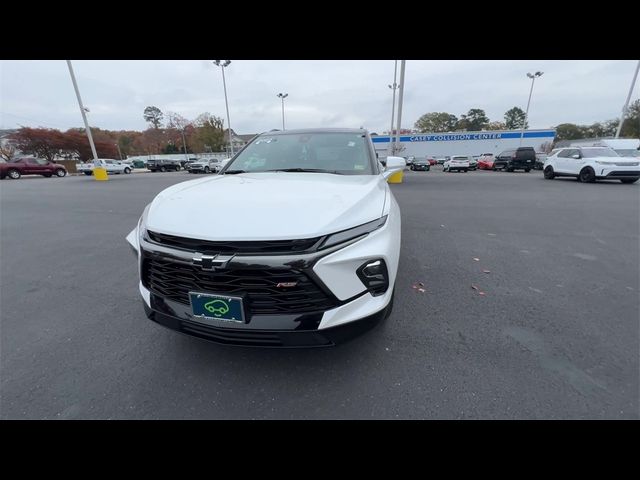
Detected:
left=204, top=299, right=229, bottom=317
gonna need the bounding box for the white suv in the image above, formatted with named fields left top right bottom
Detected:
left=443, top=155, right=470, bottom=172
left=543, top=147, right=640, bottom=184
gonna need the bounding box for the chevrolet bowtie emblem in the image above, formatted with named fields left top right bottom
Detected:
left=192, top=253, right=234, bottom=271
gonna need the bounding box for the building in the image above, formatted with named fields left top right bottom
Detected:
left=372, top=129, right=556, bottom=158
left=223, top=129, right=258, bottom=152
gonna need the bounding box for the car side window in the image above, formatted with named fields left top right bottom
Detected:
left=560, top=149, right=579, bottom=159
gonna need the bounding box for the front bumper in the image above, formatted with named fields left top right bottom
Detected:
left=595, top=166, right=640, bottom=179
left=126, top=199, right=401, bottom=346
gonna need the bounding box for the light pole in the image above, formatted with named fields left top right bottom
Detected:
left=213, top=60, right=234, bottom=156
left=277, top=93, right=288, bottom=130
left=388, top=60, right=398, bottom=156
left=180, top=126, right=189, bottom=162
left=394, top=60, right=406, bottom=156
left=66, top=60, right=106, bottom=180
left=615, top=60, right=640, bottom=138
left=115, top=142, right=123, bottom=160
left=520, top=71, right=543, bottom=146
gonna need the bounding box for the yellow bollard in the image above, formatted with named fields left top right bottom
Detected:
left=387, top=170, right=404, bottom=184
left=93, top=167, right=109, bottom=181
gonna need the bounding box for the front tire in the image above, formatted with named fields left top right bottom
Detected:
left=544, top=166, right=555, bottom=179
left=175, top=165, right=181, bottom=171
left=124, top=167, right=131, bottom=174
left=204, top=166, right=210, bottom=174
left=524, top=168, right=530, bottom=173
left=620, top=178, right=639, bottom=184
left=160, top=166, right=166, bottom=172
left=579, top=167, right=596, bottom=183
left=7, top=169, right=21, bottom=179
left=56, top=169, right=66, bottom=177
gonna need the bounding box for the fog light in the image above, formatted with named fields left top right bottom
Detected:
left=356, top=259, right=389, bottom=296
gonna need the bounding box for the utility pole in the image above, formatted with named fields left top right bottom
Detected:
left=66, top=60, right=106, bottom=180
left=388, top=60, right=398, bottom=156
left=394, top=60, right=406, bottom=156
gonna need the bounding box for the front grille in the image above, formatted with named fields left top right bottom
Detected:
left=147, top=230, right=323, bottom=255
left=142, top=256, right=338, bottom=315
left=181, top=320, right=284, bottom=346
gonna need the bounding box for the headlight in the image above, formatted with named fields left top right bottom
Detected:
left=319, top=216, right=387, bottom=249
left=137, top=203, right=151, bottom=245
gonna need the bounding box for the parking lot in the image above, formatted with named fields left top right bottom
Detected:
left=1, top=168, right=638, bottom=419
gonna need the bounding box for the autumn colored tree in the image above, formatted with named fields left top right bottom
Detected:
left=10, top=127, right=66, bottom=161
left=191, top=113, right=225, bottom=152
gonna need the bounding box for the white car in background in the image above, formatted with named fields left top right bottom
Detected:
left=76, top=159, right=132, bottom=176
left=187, top=158, right=224, bottom=174
left=543, top=146, right=640, bottom=184
left=126, top=128, right=404, bottom=347
left=443, top=155, right=471, bottom=172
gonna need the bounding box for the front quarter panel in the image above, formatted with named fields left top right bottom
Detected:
left=313, top=184, right=401, bottom=301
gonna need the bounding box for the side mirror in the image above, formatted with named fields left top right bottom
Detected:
left=382, top=156, right=406, bottom=178
left=572, top=154, right=581, bottom=159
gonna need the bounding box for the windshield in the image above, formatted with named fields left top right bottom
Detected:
left=581, top=148, right=619, bottom=158
left=224, top=132, right=374, bottom=175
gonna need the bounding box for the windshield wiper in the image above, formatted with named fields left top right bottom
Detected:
left=224, top=169, right=246, bottom=174
left=264, top=168, right=343, bottom=174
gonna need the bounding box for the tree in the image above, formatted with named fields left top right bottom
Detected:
left=414, top=112, right=458, bottom=133
left=457, top=109, right=489, bottom=131
left=620, top=99, right=640, bottom=138
left=504, top=107, right=528, bottom=129
left=485, top=121, right=507, bottom=131
left=143, top=106, right=164, bottom=129
left=10, top=127, right=66, bottom=161
left=555, top=123, right=586, bottom=142
left=584, top=120, right=618, bottom=138
left=191, top=113, right=225, bottom=152
left=61, top=129, right=118, bottom=160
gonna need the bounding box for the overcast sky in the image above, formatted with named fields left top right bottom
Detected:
left=1, top=60, right=638, bottom=134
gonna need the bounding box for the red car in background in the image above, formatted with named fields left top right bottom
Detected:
left=0, top=157, right=68, bottom=179
left=477, top=153, right=495, bottom=170
left=426, top=156, right=437, bottom=166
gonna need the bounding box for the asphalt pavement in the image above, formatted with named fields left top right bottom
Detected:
left=1, top=168, right=638, bottom=419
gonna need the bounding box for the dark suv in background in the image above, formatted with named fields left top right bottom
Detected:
left=494, top=147, right=536, bottom=172
left=147, top=159, right=182, bottom=172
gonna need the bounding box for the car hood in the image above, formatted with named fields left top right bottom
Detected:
left=146, top=173, right=388, bottom=240
left=589, top=156, right=639, bottom=165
